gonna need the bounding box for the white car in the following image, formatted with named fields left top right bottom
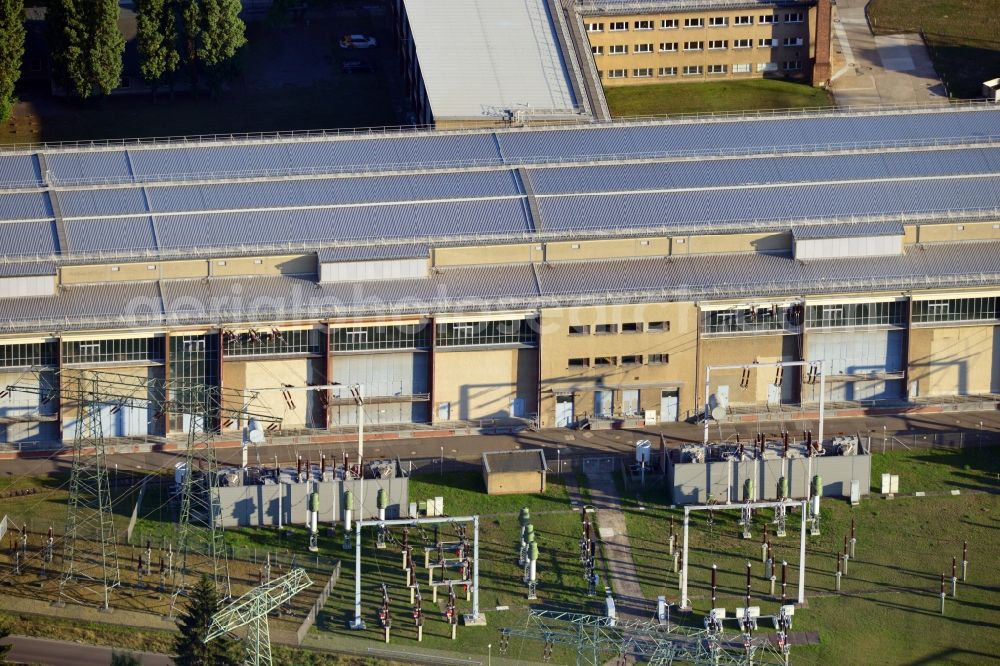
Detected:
left=340, top=34, right=377, bottom=49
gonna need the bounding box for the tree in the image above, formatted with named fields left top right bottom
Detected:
left=109, top=652, right=142, bottom=666
left=173, top=575, right=240, bottom=666
left=47, top=0, right=124, bottom=99
left=181, top=0, right=246, bottom=93
left=136, top=0, right=180, bottom=98
left=0, top=620, right=11, bottom=663
left=0, top=0, right=25, bottom=122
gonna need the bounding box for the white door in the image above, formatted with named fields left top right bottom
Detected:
left=437, top=402, right=450, bottom=421
left=510, top=398, right=525, bottom=418
left=555, top=395, right=574, bottom=427
left=660, top=389, right=679, bottom=422
left=716, top=385, right=730, bottom=410
left=595, top=390, right=613, bottom=418
left=622, top=390, right=640, bottom=416
left=767, top=384, right=782, bottom=406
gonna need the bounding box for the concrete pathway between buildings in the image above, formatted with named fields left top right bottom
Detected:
left=582, top=459, right=648, bottom=621
left=829, top=0, right=948, bottom=106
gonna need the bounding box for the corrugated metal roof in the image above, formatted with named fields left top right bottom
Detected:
left=0, top=221, right=58, bottom=256
left=792, top=222, right=904, bottom=239
left=0, top=261, right=56, bottom=277
left=403, top=0, right=578, bottom=119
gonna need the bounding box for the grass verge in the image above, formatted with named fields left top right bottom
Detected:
left=606, top=79, right=833, bottom=117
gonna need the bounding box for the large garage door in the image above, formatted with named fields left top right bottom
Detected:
left=807, top=330, right=904, bottom=401
left=331, top=352, right=430, bottom=425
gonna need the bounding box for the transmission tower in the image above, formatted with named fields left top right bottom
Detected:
left=500, top=610, right=791, bottom=666
left=205, top=567, right=313, bottom=666
left=59, top=371, right=122, bottom=610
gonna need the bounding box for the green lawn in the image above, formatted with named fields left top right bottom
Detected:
left=868, top=0, right=1000, bottom=98
left=870, top=447, right=1000, bottom=494
left=619, top=472, right=1000, bottom=665
left=605, top=79, right=833, bottom=118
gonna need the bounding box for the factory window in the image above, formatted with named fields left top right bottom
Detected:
left=759, top=14, right=775, bottom=24
left=609, top=44, right=628, bottom=55
left=568, top=357, right=590, bottom=368
left=63, top=337, right=165, bottom=365
left=648, top=353, right=669, bottom=365
left=610, top=21, right=628, bottom=31
left=784, top=12, right=804, bottom=23
left=592, top=45, right=604, bottom=55
left=684, top=41, right=704, bottom=51
left=912, top=297, right=999, bottom=324
left=759, top=38, right=778, bottom=48
left=708, top=16, right=728, bottom=27
left=0, top=341, right=58, bottom=369
left=683, top=65, right=704, bottom=75
left=684, top=18, right=704, bottom=28
left=735, top=15, right=753, bottom=25
left=621, top=355, right=642, bottom=366
left=805, top=302, right=906, bottom=328
left=608, top=69, right=628, bottom=78
left=435, top=318, right=539, bottom=347
left=622, top=322, right=643, bottom=333
left=734, top=38, right=752, bottom=49
left=224, top=328, right=323, bottom=357
left=568, top=325, right=591, bottom=336
left=783, top=37, right=804, bottom=47
left=708, top=64, right=727, bottom=74
left=784, top=60, right=802, bottom=71
left=648, top=321, right=671, bottom=332
left=658, top=67, right=677, bottom=77
left=708, top=40, right=727, bottom=50
left=660, top=42, right=678, bottom=52
left=586, top=22, right=604, bottom=32
left=634, top=20, right=653, bottom=30
left=634, top=68, right=654, bottom=77
left=169, top=334, right=219, bottom=432
left=635, top=43, right=654, bottom=53
left=733, top=63, right=751, bottom=73
left=331, top=323, right=431, bottom=352
left=594, top=323, right=618, bottom=334
left=593, top=356, right=616, bottom=367
left=703, top=306, right=800, bottom=334
left=660, top=19, right=677, bottom=29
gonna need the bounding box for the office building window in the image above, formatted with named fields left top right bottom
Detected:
left=621, top=355, right=642, bottom=366
left=684, top=41, right=704, bottom=51
left=708, top=64, right=727, bottom=74
left=684, top=18, right=704, bottom=28
left=608, top=68, right=628, bottom=78
left=759, top=14, right=775, bottom=24
left=734, top=38, right=751, bottom=48
left=622, top=322, right=643, bottom=333
left=783, top=37, right=804, bottom=47
left=735, top=15, right=753, bottom=25
left=658, top=66, right=677, bottom=76
left=648, top=353, right=669, bottom=365
left=610, top=21, right=628, bottom=31
left=757, top=62, right=778, bottom=72
left=659, top=42, right=678, bottom=52
left=648, top=321, right=671, bottom=332
left=784, top=12, right=804, bottom=23
left=708, top=39, right=728, bottom=49
left=660, top=19, right=678, bottom=29
left=592, top=45, right=604, bottom=55
left=594, top=324, right=618, bottom=334
left=758, top=38, right=778, bottom=48
left=586, top=22, right=604, bottom=32
left=634, top=20, right=653, bottom=30
left=784, top=60, right=802, bottom=70
left=708, top=16, right=728, bottom=27
left=634, top=68, right=654, bottom=77
left=635, top=43, right=654, bottom=53
left=568, top=358, right=590, bottom=368
left=733, top=63, right=751, bottom=73
left=609, top=44, right=628, bottom=54
left=568, top=325, right=591, bottom=336
left=593, top=357, right=616, bottom=367
left=683, top=65, right=704, bottom=75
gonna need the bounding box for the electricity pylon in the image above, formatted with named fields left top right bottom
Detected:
left=5, top=367, right=278, bottom=611
left=206, top=567, right=313, bottom=666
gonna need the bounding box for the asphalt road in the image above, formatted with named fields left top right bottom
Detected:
left=2, top=635, right=172, bottom=666
left=1, top=409, right=997, bottom=480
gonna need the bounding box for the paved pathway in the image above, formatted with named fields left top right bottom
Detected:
left=582, top=459, right=648, bottom=621
left=830, top=0, right=948, bottom=106
left=1, top=635, right=173, bottom=666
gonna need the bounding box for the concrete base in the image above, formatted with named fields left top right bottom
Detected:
left=349, top=619, right=367, bottom=630
left=462, top=613, right=487, bottom=626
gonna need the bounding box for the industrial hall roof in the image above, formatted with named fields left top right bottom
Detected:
left=575, top=0, right=813, bottom=14
left=0, top=105, right=997, bottom=267
left=401, top=0, right=580, bottom=120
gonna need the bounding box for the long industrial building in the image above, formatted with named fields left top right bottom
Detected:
left=0, top=104, right=999, bottom=445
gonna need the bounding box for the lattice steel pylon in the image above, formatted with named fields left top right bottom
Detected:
left=205, top=567, right=313, bottom=666
left=58, top=371, right=122, bottom=610
left=500, top=610, right=791, bottom=666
